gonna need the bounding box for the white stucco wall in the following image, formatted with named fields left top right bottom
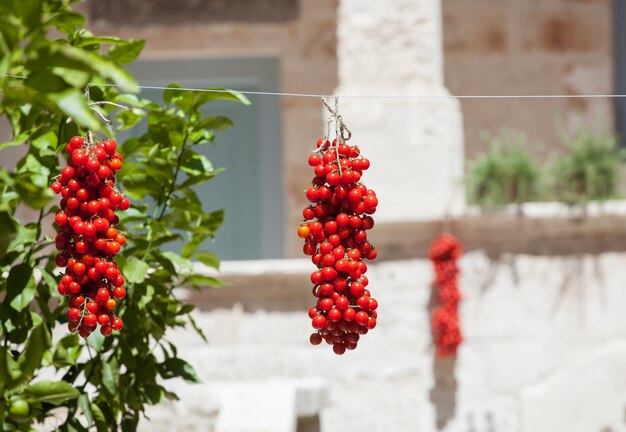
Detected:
left=139, top=252, right=626, bottom=432
left=332, top=0, right=465, bottom=223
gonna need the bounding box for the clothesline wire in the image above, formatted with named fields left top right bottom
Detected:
left=2, top=74, right=626, bottom=99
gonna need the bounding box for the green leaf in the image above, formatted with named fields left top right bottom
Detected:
left=152, top=252, right=178, bottom=275
left=47, top=10, right=85, bottom=35
left=157, top=358, right=199, bottom=383
left=114, top=106, right=146, bottom=130
left=40, top=269, right=59, bottom=294
left=12, top=0, right=42, bottom=31
left=121, top=412, right=139, bottom=432
left=13, top=154, right=54, bottom=209
left=167, top=85, right=250, bottom=113
left=144, top=384, right=164, bottom=404
left=0, top=132, right=29, bottom=151
left=65, top=416, right=90, bottom=431
left=180, top=167, right=223, bottom=188
left=17, top=323, right=51, bottom=382
left=32, top=129, right=58, bottom=155
left=91, top=402, right=108, bottom=432
left=184, top=274, right=224, bottom=289
left=199, top=209, right=225, bottom=235
left=180, top=88, right=251, bottom=111
left=51, top=67, right=90, bottom=88
left=181, top=235, right=203, bottom=259
left=77, top=394, right=93, bottom=427
left=18, top=153, right=49, bottom=179
left=161, top=251, right=191, bottom=269
left=52, top=334, right=82, bottom=368
left=6, top=263, right=36, bottom=312
left=6, top=222, right=36, bottom=252
left=196, top=116, right=234, bottom=131
left=27, top=69, right=68, bottom=93
left=48, top=88, right=100, bottom=130
left=163, top=83, right=183, bottom=106
left=108, top=40, right=145, bottom=64
left=188, top=313, right=208, bottom=343
left=196, top=251, right=220, bottom=270
left=188, top=128, right=214, bottom=145
left=0, top=348, right=23, bottom=390
left=25, top=381, right=79, bottom=406
left=59, top=45, right=138, bottom=93
left=118, top=161, right=168, bottom=200
left=137, top=284, right=155, bottom=309
left=0, top=32, right=11, bottom=78
left=9, top=276, right=36, bottom=312
left=101, top=358, right=119, bottom=394
left=117, top=207, right=148, bottom=223
left=179, top=150, right=214, bottom=177
left=0, top=211, right=19, bottom=256
left=87, top=330, right=105, bottom=351
left=123, top=256, right=149, bottom=284
left=73, top=35, right=124, bottom=48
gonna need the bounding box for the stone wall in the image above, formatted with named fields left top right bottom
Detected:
left=138, top=249, right=626, bottom=432
left=442, top=0, right=615, bottom=160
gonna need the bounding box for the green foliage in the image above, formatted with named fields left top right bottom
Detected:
left=0, top=1, right=249, bottom=430
left=466, top=130, right=542, bottom=208
left=552, top=129, right=622, bottom=204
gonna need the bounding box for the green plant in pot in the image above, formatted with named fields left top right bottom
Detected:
left=552, top=129, right=621, bottom=204
left=466, top=129, right=541, bottom=209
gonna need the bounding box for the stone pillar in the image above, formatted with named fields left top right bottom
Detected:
left=333, top=0, right=465, bottom=223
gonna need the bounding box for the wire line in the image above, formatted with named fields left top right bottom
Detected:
left=2, top=74, right=624, bottom=99
left=90, top=83, right=626, bottom=100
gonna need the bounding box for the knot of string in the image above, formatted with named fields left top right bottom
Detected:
left=322, top=97, right=352, bottom=142
left=65, top=84, right=130, bottom=143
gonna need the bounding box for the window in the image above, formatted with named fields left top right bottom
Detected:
left=123, top=57, right=284, bottom=260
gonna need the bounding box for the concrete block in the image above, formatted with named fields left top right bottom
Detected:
left=215, top=383, right=297, bottom=432
left=293, top=379, right=326, bottom=417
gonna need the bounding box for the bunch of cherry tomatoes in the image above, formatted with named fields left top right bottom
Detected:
left=51, top=136, right=128, bottom=338
left=428, top=234, right=463, bottom=357
left=299, top=138, right=379, bottom=355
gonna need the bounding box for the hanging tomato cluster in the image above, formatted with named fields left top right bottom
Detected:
left=299, top=137, right=379, bottom=355
left=50, top=136, right=129, bottom=339
left=428, top=234, right=463, bottom=357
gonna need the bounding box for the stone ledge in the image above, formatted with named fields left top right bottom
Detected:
left=370, top=201, right=626, bottom=260
left=180, top=201, right=626, bottom=312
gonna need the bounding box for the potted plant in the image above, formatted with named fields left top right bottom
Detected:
left=552, top=129, right=621, bottom=205
left=466, top=129, right=542, bottom=212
